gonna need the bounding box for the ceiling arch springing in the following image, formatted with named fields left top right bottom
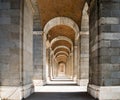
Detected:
left=51, top=40, right=72, bottom=50
left=54, top=48, right=70, bottom=56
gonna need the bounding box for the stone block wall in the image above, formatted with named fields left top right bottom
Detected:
left=98, top=0, right=120, bottom=86
left=79, top=34, right=89, bottom=85
left=89, top=0, right=120, bottom=87
left=0, top=0, right=21, bottom=86
left=89, top=0, right=100, bottom=85
left=23, top=0, right=33, bottom=85
left=33, top=32, right=44, bottom=86
left=88, top=0, right=120, bottom=99
left=0, top=0, right=34, bottom=99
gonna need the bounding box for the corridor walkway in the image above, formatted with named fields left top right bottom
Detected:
left=25, top=75, right=96, bottom=100
left=25, top=92, right=96, bottom=100
left=34, top=76, right=87, bottom=92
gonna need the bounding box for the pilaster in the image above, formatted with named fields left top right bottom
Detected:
left=88, top=0, right=120, bottom=99
left=0, top=0, right=34, bottom=99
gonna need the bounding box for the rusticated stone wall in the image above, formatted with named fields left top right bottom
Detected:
left=0, top=0, right=34, bottom=99
left=79, top=34, right=89, bottom=85
left=89, top=0, right=120, bottom=87
left=0, top=0, right=22, bottom=86
left=89, top=0, right=100, bottom=86
left=23, top=0, right=33, bottom=85
left=33, top=32, right=44, bottom=85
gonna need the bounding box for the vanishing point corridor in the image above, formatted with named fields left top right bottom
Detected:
left=0, top=0, right=120, bottom=100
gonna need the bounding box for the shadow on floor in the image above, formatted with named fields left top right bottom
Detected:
left=24, top=92, right=97, bottom=100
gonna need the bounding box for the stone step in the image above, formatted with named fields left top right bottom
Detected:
left=46, top=84, right=78, bottom=86
left=34, top=85, right=87, bottom=92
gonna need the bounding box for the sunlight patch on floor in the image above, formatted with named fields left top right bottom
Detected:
left=34, top=85, right=87, bottom=92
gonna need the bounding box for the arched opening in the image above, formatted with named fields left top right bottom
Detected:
left=2, top=0, right=120, bottom=100
left=77, top=3, right=89, bottom=86
left=43, top=17, right=80, bottom=84
left=32, top=0, right=90, bottom=96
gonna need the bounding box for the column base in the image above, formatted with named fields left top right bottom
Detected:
left=0, top=84, right=33, bottom=100
left=73, top=76, right=77, bottom=82
left=33, top=79, right=46, bottom=92
left=77, top=79, right=88, bottom=86
left=88, top=84, right=120, bottom=100
left=33, top=79, right=46, bottom=86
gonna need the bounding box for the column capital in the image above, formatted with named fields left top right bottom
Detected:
left=80, top=31, right=89, bottom=35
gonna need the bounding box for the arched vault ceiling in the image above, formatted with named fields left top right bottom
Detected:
left=54, top=48, right=69, bottom=55
left=56, top=55, right=67, bottom=63
left=47, top=25, right=75, bottom=42
left=55, top=53, right=68, bottom=58
left=51, top=40, right=71, bottom=50
left=37, top=0, right=86, bottom=29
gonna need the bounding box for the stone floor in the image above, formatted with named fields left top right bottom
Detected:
left=25, top=76, right=96, bottom=100
left=34, top=85, right=87, bottom=92
left=24, top=92, right=97, bottom=100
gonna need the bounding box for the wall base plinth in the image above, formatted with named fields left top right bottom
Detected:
left=88, top=84, right=120, bottom=100
left=77, top=79, right=88, bottom=86
left=0, top=84, right=33, bottom=100
left=33, top=80, right=46, bottom=92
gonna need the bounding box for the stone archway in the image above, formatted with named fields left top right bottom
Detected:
left=43, top=17, right=80, bottom=82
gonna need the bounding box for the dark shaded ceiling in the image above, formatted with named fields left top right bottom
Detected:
left=47, top=25, right=75, bottom=42
left=55, top=53, right=68, bottom=58
left=54, top=48, right=69, bottom=55
left=36, top=0, right=88, bottom=63
left=51, top=40, right=71, bottom=50
left=37, top=0, right=86, bottom=29
left=56, top=55, right=68, bottom=63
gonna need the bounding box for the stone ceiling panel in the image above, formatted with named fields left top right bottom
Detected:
left=47, top=25, right=75, bottom=42
left=56, top=55, right=68, bottom=63
left=51, top=40, right=71, bottom=50
left=37, top=0, right=86, bottom=29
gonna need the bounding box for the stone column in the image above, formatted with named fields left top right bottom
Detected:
left=52, top=56, right=56, bottom=79
left=42, top=32, right=49, bottom=84
left=33, top=31, right=44, bottom=86
left=88, top=0, right=120, bottom=99
left=54, top=60, right=58, bottom=78
left=70, top=53, right=74, bottom=79
left=49, top=50, right=54, bottom=80
left=78, top=32, right=89, bottom=86
left=73, top=44, right=78, bottom=81
left=0, top=0, right=34, bottom=99
left=47, top=48, right=50, bottom=81
left=67, top=53, right=71, bottom=78
left=66, top=55, right=70, bottom=77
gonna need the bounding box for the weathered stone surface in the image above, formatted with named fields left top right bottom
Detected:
left=0, top=0, right=34, bottom=99
left=111, top=56, right=120, bottom=64
left=111, top=71, right=120, bottom=78
left=0, top=0, right=21, bottom=86
left=79, top=34, right=89, bottom=81
left=33, top=33, right=43, bottom=80
left=89, top=0, right=120, bottom=87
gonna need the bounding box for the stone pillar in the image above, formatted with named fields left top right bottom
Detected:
left=33, top=31, right=44, bottom=86
left=53, top=59, right=57, bottom=78
left=70, top=53, right=74, bottom=79
left=66, top=55, right=70, bottom=77
left=88, top=0, right=120, bottom=99
left=0, top=0, right=34, bottom=99
left=78, top=33, right=89, bottom=86
left=52, top=56, right=56, bottom=79
left=42, top=32, right=47, bottom=84
left=47, top=48, right=51, bottom=81
left=49, top=50, right=54, bottom=80
left=73, top=44, right=78, bottom=81
left=66, top=53, right=73, bottom=78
